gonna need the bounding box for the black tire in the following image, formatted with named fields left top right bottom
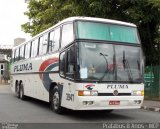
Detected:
left=19, top=82, right=26, bottom=100
left=50, top=86, right=64, bottom=114
left=15, top=82, right=20, bottom=98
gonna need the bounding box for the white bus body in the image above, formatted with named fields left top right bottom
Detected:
left=11, top=17, right=144, bottom=113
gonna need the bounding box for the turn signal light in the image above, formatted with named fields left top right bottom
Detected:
left=132, top=90, right=144, bottom=96
left=78, top=90, right=98, bottom=96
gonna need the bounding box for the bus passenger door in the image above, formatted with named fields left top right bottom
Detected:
left=59, top=45, right=76, bottom=108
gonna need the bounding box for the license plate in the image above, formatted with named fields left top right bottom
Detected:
left=109, top=101, right=120, bottom=105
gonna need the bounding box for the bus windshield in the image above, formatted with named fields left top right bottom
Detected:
left=77, top=42, right=144, bottom=83
left=76, top=21, right=140, bottom=44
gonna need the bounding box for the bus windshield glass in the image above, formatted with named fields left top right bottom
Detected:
left=77, top=42, right=144, bottom=83
left=76, top=21, right=140, bottom=44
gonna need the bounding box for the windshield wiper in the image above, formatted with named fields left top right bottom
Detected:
left=122, top=51, right=133, bottom=82
left=99, top=53, right=108, bottom=81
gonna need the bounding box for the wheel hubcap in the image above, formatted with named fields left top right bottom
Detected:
left=53, top=92, right=59, bottom=110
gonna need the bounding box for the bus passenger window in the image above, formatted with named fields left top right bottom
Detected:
left=59, top=52, right=66, bottom=76
left=49, top=28, right=60, bottom=53
left=61, top=24, right=73, bottom=48
left=12, top=50, right=15, bottom=62
left=59, top=45, right=75, bottom=79
left=19, top=45, right=24, bottom=60
left=48, top=30, right=55, bottom=52
left=39, top=34, right=48, bottom=55
left=66, top=46, right=75, bottom=79
left=25, top=42, right=31, bottom=59
left=31, top=39, right=38, bottom=57
left=54, top=28, right=60, bottom=51
left=14, top=48, right=19, bottom=62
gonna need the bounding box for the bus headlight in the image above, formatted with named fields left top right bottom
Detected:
left=132, top=90, right=144, bottom=96
left=78, top=90, right=98, bottom=96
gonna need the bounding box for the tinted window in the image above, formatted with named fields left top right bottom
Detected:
left=14, top=48, right=19, bottom=62
left=48, top=28, right=60, bottom=53
left=76, top=21, right=140, bottom=44
left=39, top=36, right=43, bottom=55
left=54, top=28, right=60, bottom=50
left=25, top=42, right=31, bottom=59
left=61, top=23, right=74, bottom=48
left=59, top=52, right=66, bottom=76
left=19, top=45, right=24, bottom=60
left=59, top=45, right=75, bottom=79
left=31, top=39, right=39, bottom=57
left=48, top=30, right=55, bottom=52
left=12, top=50, right=15, bottom=62
left=66, top=46, right=75, bottom=79
left=39, top=34, right=48, bottom=55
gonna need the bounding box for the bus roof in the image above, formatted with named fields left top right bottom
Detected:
left=61, top=17, right=136, bottom=27
left=13, top=17, right=136, bottom=49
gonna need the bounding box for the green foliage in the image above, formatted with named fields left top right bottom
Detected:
left=22, top=0, right=160, bottom=65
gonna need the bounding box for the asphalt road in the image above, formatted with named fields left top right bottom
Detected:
left=0, top=84, right=160, bottom=129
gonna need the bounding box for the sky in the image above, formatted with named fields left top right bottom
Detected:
left=0, top=0, right=31, bottom=45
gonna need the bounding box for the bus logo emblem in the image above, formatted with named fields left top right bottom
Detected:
left=85, top=84, right=95, bottom=90
left=113, top=90, right=119, bottom=96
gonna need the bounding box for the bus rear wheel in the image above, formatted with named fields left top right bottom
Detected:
left=19, top=82, right=25, bottom=100
left=50, top=86, right=64, bottom=114
left=15, top=82, right=20, bottom=98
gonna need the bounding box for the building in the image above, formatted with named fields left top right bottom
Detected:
left=0, top=37, right=25, bottom=83
left=14, top=38, right=25, bottom=46
left=25, top=0, right=30, bottom=3
left=0, top=45, right=13, bottom=83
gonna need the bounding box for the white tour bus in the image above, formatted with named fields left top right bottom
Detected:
left=11, top=17, right=144, bottom=114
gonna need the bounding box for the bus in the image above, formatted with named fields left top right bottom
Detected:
left=10, top=17, right=144, bottom=114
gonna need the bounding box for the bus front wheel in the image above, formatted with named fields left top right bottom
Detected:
left=50, top=86, right=64, bottom=114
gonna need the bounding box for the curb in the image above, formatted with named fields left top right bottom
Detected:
left=141, top=106, right=160, bottom=112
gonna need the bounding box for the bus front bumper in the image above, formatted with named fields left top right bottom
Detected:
left=74, top=96, right=144, bottom=110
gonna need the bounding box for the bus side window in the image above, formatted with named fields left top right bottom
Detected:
left=31, top=39, right=38, bottom=57
left=59, top=52, right=66, bottom=76
left=12, top=50, right=15, bottom=62
left=39, top=33, right=48, bottom=55
left=19, top=45, right=24, bottom=60
left=54, top=28, right=60, bottom=51
left=59, top=45, right=75, bottom=79
left=48, top=27, right=60, bottom=53
left=61, top=23, right=73, bottom=48
left=14, top=48, right=19, bottom=62
left=31, top=40, right=35, bottom=57
left=48, top=30, right=55, bottom=53
left=25, top=42, right=31, bottom=59
left=66, top=46, right=75, bottom=79
left=39, top=36, right=43, bottom=56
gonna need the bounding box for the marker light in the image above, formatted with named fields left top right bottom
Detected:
left=78, top=90, right=98, bottom=96
left=132, top=90, right=144, bottom=96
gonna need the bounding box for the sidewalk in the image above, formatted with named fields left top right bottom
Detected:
left=142, top=100, right=160, bottom=112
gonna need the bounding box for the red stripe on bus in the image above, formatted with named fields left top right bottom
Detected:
left=39, top=58, right=59, bottom=79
